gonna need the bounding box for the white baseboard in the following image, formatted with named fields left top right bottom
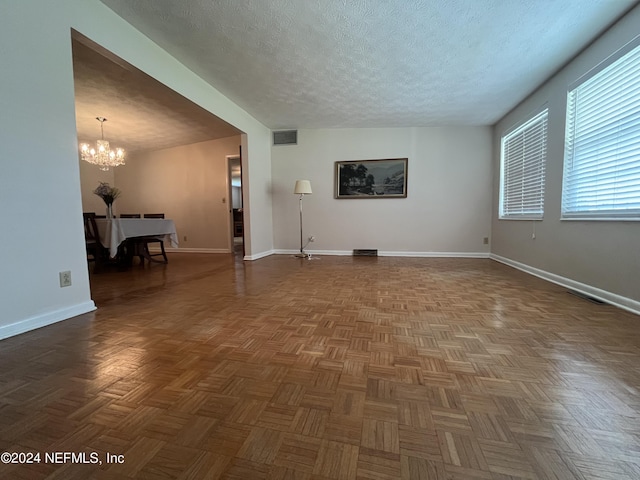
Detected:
left=273, top=249, right=490, bottom=258
left=244, top=249, right=276, bottom=261
left=380, top=251, right=490, bottom=258
left=154, top=247, right=232, bottom=254
left=157, top=247, right=283, bottom=261
left=157, top=247, right=275, bottom=261
left=0, top=301, right=96, bottom=341
left=491, top=254, right=640, bottom=316
left=273, top=249, right=351, bottom=256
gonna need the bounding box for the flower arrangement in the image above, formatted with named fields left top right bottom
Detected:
left=93, top=182, right=121, bottom=205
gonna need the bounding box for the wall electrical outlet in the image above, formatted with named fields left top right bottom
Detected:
left=483, top=237, right=489, bottom=245
left=308, top=236, right=315, bottom=242
left=59, top=271, right=72, bottom=288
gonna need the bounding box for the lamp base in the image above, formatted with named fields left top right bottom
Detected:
left=294, top=252, right=320, bottom=261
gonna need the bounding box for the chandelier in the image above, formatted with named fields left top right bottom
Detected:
left=79, top=117, right=125, bottom=171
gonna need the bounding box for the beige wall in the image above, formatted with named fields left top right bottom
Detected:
left=80, top=160, right=115, bottom=214
left=112, top=136, right=240, bottom=251
left=491, top=4, right=640, bottom=308
left=272, top=127, right=493, bottom=255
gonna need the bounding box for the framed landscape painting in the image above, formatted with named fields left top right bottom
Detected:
left=335, top=158, right=408, bottom=199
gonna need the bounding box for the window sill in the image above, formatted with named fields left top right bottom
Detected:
left=560, top=217, right=640, bottom=222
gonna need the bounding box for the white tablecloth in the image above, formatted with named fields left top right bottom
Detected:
left=95, top=218, right=179, bottom=257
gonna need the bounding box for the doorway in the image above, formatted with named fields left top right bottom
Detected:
left=227, top=155, right=243, bottom=256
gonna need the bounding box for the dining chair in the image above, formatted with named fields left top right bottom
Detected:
left=140, top=213, right=168, bottom=263
left=83, top=212, right=107, bottom=272
left=115, top=214, right=141, bottom=263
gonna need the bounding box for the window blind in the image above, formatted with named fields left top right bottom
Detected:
left=500, top=109, right=548, bottom=219
left=562, top=42, right=640, bottom=219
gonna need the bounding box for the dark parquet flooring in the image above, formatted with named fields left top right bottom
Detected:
left=1, top=253, right=639, bottom=479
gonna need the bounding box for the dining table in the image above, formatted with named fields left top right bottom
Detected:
left=95, top=217, right=179, bottom=259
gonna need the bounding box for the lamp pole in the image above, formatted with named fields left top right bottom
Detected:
left=293, top=180, right=312, bottom=258
left=299, top=193, right=305, bottom=255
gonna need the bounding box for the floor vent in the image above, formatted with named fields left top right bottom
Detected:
left=353, top=249, right=378, bottom=257
left=273, top=130, right=297, bottom=145
left=568, top=290, right=606, bottom=305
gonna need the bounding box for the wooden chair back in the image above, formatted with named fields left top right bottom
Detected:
left=83, top=212, right=99, bottom=243
left=137, top=213, right=169, bottom=263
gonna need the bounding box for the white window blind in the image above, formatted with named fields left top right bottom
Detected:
left=562, top=41, right=640, bottom=219
left=500, top=109, right=548, bottom=219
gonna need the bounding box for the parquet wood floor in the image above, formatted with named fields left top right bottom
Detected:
left=1, top=253, right=639, bottom=479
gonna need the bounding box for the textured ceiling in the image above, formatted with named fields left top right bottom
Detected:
left=98, top=0, right=637, bottom=129
left=73, top=38, right=241, bottom=154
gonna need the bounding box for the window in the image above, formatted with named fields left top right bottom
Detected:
left=562, top=41, right=640, bottom=219
left=500, top=109, right=548, bottom=219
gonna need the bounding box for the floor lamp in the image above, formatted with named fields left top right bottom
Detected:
left=294, top=180, right=312, bottom=258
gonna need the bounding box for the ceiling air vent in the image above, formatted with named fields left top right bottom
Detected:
left=273, top=130, right=297, bottom=146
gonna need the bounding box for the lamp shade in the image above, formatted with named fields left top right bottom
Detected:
left=294, top=180, right=312, bottom=194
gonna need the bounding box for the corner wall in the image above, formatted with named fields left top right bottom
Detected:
left=68, top=2, right=273, bottom=261
left=491, top=4, right=640, bottom=308
left=113, top=136, right=240, bottom=251
left=271, top=127, right=493, bottom=256
left=0, top=0, right=272, bottom=339
left=0, top=0, right=96, bottom=339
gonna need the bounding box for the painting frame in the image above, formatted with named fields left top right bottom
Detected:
left=335, top=158, right=408, bottom=199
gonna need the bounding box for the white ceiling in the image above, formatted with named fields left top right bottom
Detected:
left=73, top=37, right=241, bottom=154
left=96, top=0, right=637, bottom=131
